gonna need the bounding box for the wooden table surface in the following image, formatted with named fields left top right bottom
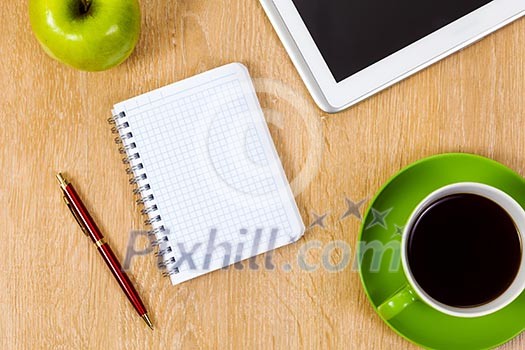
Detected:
left=2, top=1, right=525, bottom=349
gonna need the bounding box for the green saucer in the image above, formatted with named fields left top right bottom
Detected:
left=358, top=153, right=525, bottom=350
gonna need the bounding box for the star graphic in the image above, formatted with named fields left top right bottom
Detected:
left=289, top=235, right=299, bottom=243
left=340, top=197, right=367, bottom=221
left=393, top=224, right=405, bottom=237
left=307, top=211, right=329, bottom=230
left=365, top=207, right=392, bottom=230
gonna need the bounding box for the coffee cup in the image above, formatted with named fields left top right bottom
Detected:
left=378, top=182, right=525, bottom=319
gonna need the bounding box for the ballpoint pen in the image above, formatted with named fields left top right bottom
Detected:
left=56, top=173, right=153, bottom=330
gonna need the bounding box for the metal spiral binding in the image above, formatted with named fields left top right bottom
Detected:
left=151, top=235, right=168, bottom=247
left=141, top=205, right=158, bottom=215
left=137, top=194, right=154, bottom=205
left=127, top=164, right=144, bottom=175
left=109, top=111, right=179, bottom=277
left=156, top=246, right=172, bottom=257
left=130, top=173, right=147, bottom=185
left=133, top=184, right=151, bottom=195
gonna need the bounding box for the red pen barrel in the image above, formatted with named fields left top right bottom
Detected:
left=57, top=175, right=151, bottom=325
left=63, top=184, right=104, bottom=241
left=97, top=242, right=147, bottom=316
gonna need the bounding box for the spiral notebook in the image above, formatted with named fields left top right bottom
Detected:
left=110, top=63, right=304, bottom=285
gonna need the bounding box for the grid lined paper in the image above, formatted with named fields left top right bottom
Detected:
left=113, top=63, right=304, bottom=285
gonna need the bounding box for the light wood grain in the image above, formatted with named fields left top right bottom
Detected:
left=1, top=1, right=524, bottom=349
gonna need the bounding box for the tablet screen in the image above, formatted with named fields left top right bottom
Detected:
left=292, top=0, right=493, bottom=82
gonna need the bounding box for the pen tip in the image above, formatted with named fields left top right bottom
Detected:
left=142, top=314, right=154, bottom=330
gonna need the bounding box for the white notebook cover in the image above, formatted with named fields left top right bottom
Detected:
left=112, top=63, right=304, bottom=285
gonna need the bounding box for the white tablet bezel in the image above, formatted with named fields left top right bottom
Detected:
left=260, top=0, right=525, bottom=112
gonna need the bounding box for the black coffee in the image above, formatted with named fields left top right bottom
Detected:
left=407, top=193, right=521, bottom=308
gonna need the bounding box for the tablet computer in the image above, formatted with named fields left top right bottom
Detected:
left=259, top=0, right=524, bottom=113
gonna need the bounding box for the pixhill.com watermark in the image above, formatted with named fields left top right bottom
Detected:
left=123, top=228, right=401, bottom=274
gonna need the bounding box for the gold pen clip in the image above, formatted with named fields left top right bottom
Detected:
left=63, top=196, right=89, bottom=237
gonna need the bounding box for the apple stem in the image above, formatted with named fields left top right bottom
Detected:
left=80, top=0, right=91, bottom=13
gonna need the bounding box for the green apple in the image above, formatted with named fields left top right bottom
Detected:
left=29, top=0, right=141, bottom=71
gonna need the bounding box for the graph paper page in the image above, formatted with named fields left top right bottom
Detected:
left=113, top=63, right=304, bottom=285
